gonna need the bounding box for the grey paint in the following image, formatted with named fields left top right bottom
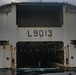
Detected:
left=0, top=3, right=76, bottom=68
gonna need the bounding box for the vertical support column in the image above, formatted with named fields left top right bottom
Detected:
left=5, top=45, right=11, bottom=68
left=10, top=45, right=15, bottom=69
left=64, top=46, right=70, bottom=68
left=64, top=47, right=67, bottom=67
left=3, top=45, right=6, bottom=68
left=66, top=45, right=69, bottom=67
left=0, top=46, right=3, bottom=68
left=14, top=47, right=16, bottom=68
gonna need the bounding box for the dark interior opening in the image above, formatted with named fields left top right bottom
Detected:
left=16, top=3, right=63, bottom=27
left=0, top=40, right=8, bottom=46
left=16, top=41, right=64, bottom=68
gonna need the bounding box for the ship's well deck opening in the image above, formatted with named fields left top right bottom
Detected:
left=16, top=3, right=63, bottom=27
left=16, top=41, right=64, bottom=68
